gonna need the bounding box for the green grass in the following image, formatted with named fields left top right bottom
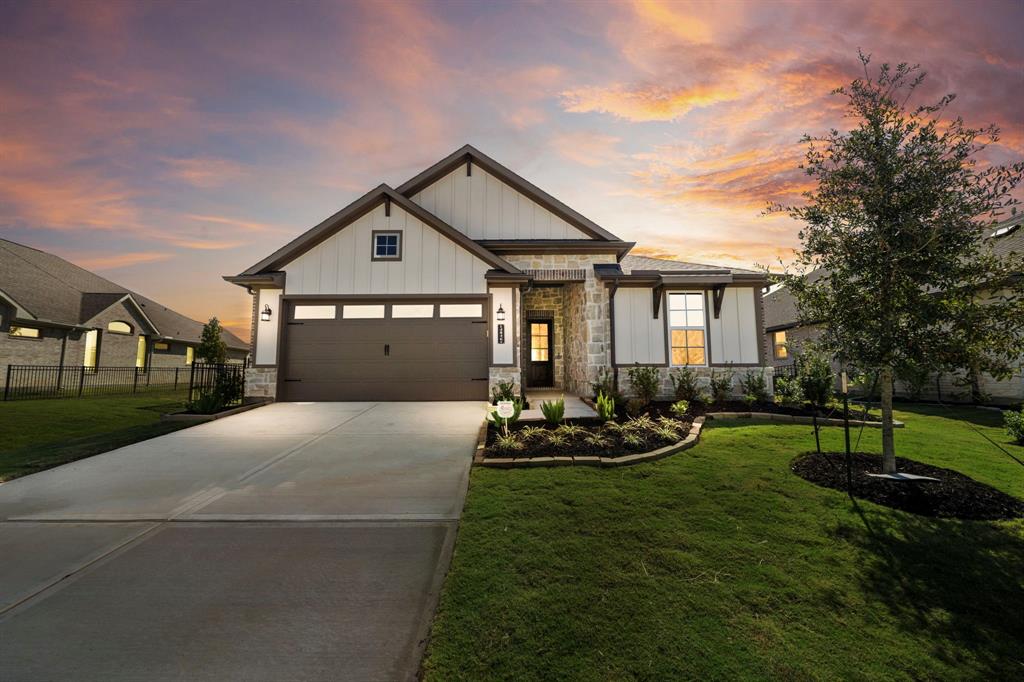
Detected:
left=0, top=392, right=190, bottom=481
left=424, top=404, right=1024, bottom=681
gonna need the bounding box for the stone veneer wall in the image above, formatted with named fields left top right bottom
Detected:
left=519, top=286, right=565, bottom=388
left=245, top=367, right=277, bottom=399
left=489, top=366, right=522, bottom=398
left=617, top=365, right=775, bottom=401
left=504, top=253, right=615, bottom=396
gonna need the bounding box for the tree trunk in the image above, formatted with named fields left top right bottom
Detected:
left=880, top=365, right=896, bottom=474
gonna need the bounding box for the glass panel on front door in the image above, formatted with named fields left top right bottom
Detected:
left=530, top=323, right=549, bottom=361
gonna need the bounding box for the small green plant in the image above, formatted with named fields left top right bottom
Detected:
left=739, top=371, right=771, bottom=405
left=556, top=423, right=587, bottom=440
left=583, top=432, right=611, bottom=450
left=601, top=421, right=623, bottom=436
left=624, top=415, right=656, bottom=433
left=491, top=381, right=517, bottom=404
left=518, top=426, right=546, bottom=442
left=544, top=431, right=567, bottom=449
left=540, top=396, right=565, bottom=425
left=1004, top=407, right=1024, bottom=445
left=493, top=432, right=524, bottom=455
left=625, top=398, right=647, bottom=417
left=653, top=426, right=681, bottom=443
left=596, top=391, right=616, bottom=422
left=622, top=432, right=645, bottom=450
left=709, top=368, right=734, bottom=404
left=489, top=397, right=523, bottom=437
left=669, top=366, right=701, bottom=402
left=591, top=368, right=623, bottom=406
left=669, top=400, right=689, bottom=418
left=627, top=364, right=661, bottom=406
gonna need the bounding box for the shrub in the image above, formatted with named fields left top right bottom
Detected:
left=623, top=415, right=656, bottom=433
left=544, top=431, right=567, bottom=449
left=798, top=348, right=834, bottom=409
left=555, top=424, right=587, bottom=440
left=518, top=426, right=546, bottom=442
left=591, top=368, right=623, bottom=406
left=654, top=426, right=681, bottom=444
left=1005, top=407, right=1024, bottom=445
left=596, top=391, right=616, bottom=422
left=601, top=421, right=623, bottom=436
left=540, top=397, right=565, bottom=425
left=622, top=432, right=645, bottom=450
left=627, top=364, right=661, bottom=405
left=773, top=375, right=804, bottom=406
left=669, top=367, right=701, bottom=402
left=187, top=388, right=224, bottom=415
left=490, top=381, right=517, bottom=404
left=739, top=371, right=771, bottom=405
left=625, top=398, right=647, bottom=417
left=709, top=368, right=734, bottom=404
left=669, top=400, right=690, bottom=418
left=583, top=432, right=611, bottom=450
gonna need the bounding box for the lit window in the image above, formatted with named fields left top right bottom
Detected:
left=530, top=322, right=550, bottom=362
left=773, top=331, right=788, bottom=360
left=107, top=321, right=133, bottom=335
left=84, top=329, right=99, bottom=368
left=294, top=305, right=336, bottom=320
left=392, top=304, right=434, bottom=318
left=373, top=232, right=402, bottom=260
left=136, top=336, right=147, bottom=369
left=154, top=342, right=170, bottom=351
left=343, top=305, right=386, bottom=319
left=669, top=292, right=706, bottom=366
left=9, top=326, right=40, bottom=338
left=186, top=346, right=194, bottom=365
left=439, top=304, right=483, bottom=318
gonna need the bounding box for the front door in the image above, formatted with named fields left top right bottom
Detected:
left=526, top=320, right=553, bottom=387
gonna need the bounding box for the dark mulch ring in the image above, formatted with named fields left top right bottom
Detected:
left=483, top=415, right=692, bottom=459
left=792, top=452, right=1024, bottom=520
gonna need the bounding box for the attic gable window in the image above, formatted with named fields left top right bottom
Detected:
left=107, top=321, right=133, bottom=335
left=372, top=231, right=402, bottom=261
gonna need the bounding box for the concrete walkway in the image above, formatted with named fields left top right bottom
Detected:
left=0, top=401, right=485, bottom=681
left=520, top=389, right=597, bottom=421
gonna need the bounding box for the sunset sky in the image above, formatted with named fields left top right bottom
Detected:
left=1, top=0, right=1021, bottom=341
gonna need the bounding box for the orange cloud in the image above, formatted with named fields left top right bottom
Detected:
left=162, top=157, right=248, bottom=188
left=69, top=251, right=174, bottom=270
left=549, top=131, right=622, bottom=167
left=561, top=82, right=742, bottom=122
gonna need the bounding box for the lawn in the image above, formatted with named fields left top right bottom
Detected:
left=0, top=392, right=190, bottom=481
left=424, top=404, right=1024, bottom=681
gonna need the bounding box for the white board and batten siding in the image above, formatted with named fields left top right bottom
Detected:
left=254, top=287, right=282, bottom=365
left=410, top=165, right=590, bottom=240
left=707, top=288, right=760, bottom=364
left=283, top=202, right=490, bottom=296
left=614, top=287, right=761, bottom=366
left=614, top=287, right=666, bottom=365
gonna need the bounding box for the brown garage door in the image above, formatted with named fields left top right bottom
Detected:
left=278, top=300, right=489, bottom=401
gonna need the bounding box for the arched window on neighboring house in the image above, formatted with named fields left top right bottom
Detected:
left=107, top=321, right=133, bottom=335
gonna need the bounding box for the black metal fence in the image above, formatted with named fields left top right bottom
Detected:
left=2, top=363, right=245, bottom=402
left=186, top=362, right=245, bottom=408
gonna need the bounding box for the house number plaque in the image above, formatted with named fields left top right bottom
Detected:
left=497, top=323, right=505, bottom=344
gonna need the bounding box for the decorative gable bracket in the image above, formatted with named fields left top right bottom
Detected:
left=711, top=284, right=726, bottom=319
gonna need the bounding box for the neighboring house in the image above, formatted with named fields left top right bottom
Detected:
left=226, top=144, right=771, bottom=402
left=762, top=214, right=1024, bottom=403
left=0, top=238, right=248, bottom=385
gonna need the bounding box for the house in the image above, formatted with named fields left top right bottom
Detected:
left=763, top=214, right=1024, bottom=402
left=226, top=145, right=771, bottom=402
left=0, top=238, right=248, bottom=385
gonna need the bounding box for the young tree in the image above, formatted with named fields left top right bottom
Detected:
left=197, top=317, right=228, bottom=364
left=775, top=52, right=1024, bottom=474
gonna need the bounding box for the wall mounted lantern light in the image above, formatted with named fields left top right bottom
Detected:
left=496, top=304, right=506, bottom=322
left=260, top=304, right=273, bottom=322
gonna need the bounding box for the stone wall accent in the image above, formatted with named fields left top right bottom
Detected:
left=489, top=366, right=522, bottom=398
left=519, top=286, right=565, bottom=388
left=505, top=253, right=615, bottom=396
left=617, top=365, right=775, bottom=401
left=245, top=366, right=278, bottom=399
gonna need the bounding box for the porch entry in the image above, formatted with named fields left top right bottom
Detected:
left=526, top=318, right=553, bottom=387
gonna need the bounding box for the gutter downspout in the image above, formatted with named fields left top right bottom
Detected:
left=608, top=283, right=618, bottom=394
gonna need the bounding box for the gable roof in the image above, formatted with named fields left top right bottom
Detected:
left=0, top=239, right=248, bottom=349
left=395, top=144, right=621, bottom=242
left=621, top=254, right=761, bottom=276
left=235, top=184, right=520, bottom=277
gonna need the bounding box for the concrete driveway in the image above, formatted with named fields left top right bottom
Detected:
left=0, top=401, right=484, bottom=681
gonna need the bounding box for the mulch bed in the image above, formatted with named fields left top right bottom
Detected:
left=484, top=415, right=693, bottom=459
left=792, top=452, right=1024, bottom=520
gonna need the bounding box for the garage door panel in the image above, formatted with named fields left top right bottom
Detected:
left=280, top=301, right=488, bottom=401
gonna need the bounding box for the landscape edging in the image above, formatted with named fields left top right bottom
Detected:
left=477, top=416, right=707, bottom=468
